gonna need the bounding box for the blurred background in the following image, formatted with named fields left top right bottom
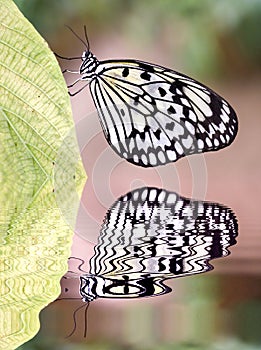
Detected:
left=13, top=0, right=261, bottom=349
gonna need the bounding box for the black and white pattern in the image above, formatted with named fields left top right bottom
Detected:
left=80, top=187, right=238, bottom=301
left=73, top=47, right=238, bottom=167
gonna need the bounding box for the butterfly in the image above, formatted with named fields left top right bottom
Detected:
left=59, top=26, right=238, bottom=167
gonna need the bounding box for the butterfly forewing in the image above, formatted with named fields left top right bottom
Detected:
left=88, top=59, right=238, bottom=167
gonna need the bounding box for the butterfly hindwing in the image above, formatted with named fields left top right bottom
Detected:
left=89, top=59, right=238, bottom=167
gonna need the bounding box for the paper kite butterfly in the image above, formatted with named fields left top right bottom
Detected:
left=59, top=26, right=238, bottom=167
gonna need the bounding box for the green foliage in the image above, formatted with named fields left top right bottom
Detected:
left=0, top=0, right=85, bottom=210
left=0, top=0, right=86, bottom=348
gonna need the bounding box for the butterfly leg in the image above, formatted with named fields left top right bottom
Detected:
left=67, top=78, right=82, bottom=88
left=68, top=83, right=89, bottom=97
left=62, top=69, right=80, bottom=74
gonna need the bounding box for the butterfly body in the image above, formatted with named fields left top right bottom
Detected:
left=76, top=49, right=238, bottom=167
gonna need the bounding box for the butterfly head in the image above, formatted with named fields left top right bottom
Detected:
left=80, top=51, right=99, bottom=81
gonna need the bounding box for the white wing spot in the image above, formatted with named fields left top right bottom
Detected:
left=198, top=124, right=206, bottom=133
left=141, top=154, right=148, bottom=165
left=137, top=134, right=150, bottom=152
left=223, top=103, right=230, bottom=115
left=149, top=189, right=158, bottom=201
left=219, top=122, right=227, bottom=134
left=166, top=150, right=177, bottom=161
left=158, top=191, right=166, bottom=202
left=175, top=142, right=183, bottom=155
left=181, top=98, right=191, bottom=107
left=208, top=124, right=216, bottom=138
left=220, top=135, right=225, bottom=143
left=182, top=135, right=193, bottom=149
left=167, top=193, right=177, bottom=204
left=133, top=190, right=139, bottom=201
left=185, top=121, right=195, bottom=135
left=221, top=111, right=229, bottom=124
left=214, top=139, right=219, bottom=147
left=205, top=137, right=212, bottom=147
left=149, top=152, right=157, bottom=165
left=141, top=188, right=148, bottom=200
left=129, top=137, right=135, bottom=152
left=158, top=150, right=166, bottom=163
left=133, top=154, right=139, bottom=163
left=144, top=95, right=153, bottom=103
left=189, top=110, right=197, bottom=122
left=197, top=139, right=204, bottom=149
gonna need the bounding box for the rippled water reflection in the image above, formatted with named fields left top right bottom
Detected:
left=59, top=187, right=238, bottom=306
left=80, top=187, right=238, bottom=301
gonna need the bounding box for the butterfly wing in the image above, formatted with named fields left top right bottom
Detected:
left=89, top=59, right=238, bottom=167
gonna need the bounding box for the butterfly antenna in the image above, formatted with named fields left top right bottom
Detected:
left=84, top=25, right=90, bottom=51
left=66, top=303, right=88, bottom=338
left=65, top=25, right=89, bottom=50
left=55, top=52, right=82, bottom=60
left=68, top=256, right=89, bottom=273
left=84, top=302, right=90, bottom=338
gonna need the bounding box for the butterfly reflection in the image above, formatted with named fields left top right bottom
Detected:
left=80, top=187, right=238, bottom=301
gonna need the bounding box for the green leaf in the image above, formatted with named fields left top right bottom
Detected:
left=0, top=0, right=86, bottom=348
